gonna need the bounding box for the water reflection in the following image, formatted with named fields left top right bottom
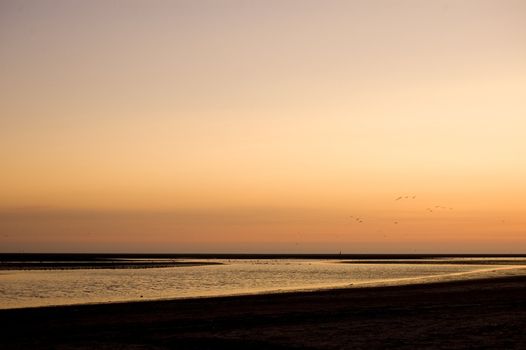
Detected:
left=0, top=259, right=520, bottom=309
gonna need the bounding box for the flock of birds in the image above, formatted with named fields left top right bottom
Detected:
left=395, top=196, right=416, bottom=201
left=349, top=195, right=454, bottom=226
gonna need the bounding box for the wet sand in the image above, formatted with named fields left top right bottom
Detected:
left=2, top=274, right=526, bottom=349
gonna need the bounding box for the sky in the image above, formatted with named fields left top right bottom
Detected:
left=1, top=0, right=526, bottom=253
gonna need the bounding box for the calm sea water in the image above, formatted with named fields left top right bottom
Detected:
left=0, top=259, right=511, bottom=309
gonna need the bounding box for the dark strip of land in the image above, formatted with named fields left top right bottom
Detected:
left=3, top=253, right=525, bottom=270
left=2, top=275, right=526, bottom=349
left=2, top=253, right=526, bottom=261
left=340, top=259, right=526, bottom=265
left=0, top=261, right=221, bottom=270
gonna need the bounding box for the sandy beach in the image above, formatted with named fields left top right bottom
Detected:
left=2, top=272, right=526, bottom=349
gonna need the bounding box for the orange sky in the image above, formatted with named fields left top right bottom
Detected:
left=1, top=0, right=526, bottom=253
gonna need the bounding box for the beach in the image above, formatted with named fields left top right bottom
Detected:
left=2, top=273, right=526, bottom=349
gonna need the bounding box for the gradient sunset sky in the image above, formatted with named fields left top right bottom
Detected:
left=1, top=0, right=526, bottom=253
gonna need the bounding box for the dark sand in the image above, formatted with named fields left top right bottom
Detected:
left=2, top=275, right=526, bottom=349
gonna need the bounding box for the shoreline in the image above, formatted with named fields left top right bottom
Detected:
left=2, top=273, right=526, bottom=349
